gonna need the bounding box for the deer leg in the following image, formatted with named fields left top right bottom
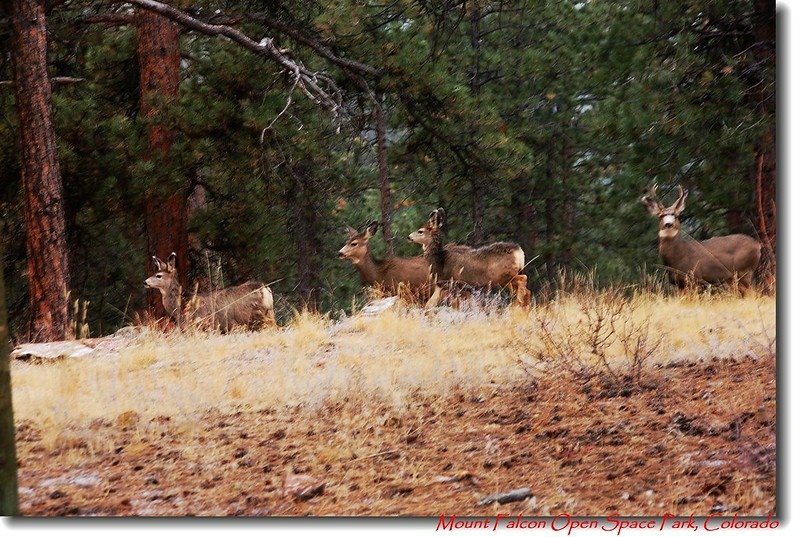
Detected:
left=424, top=285, right=443, bottom=310
left=511, top=275, right=531, bottom=308
left=736, top=272, right=752, bottom=297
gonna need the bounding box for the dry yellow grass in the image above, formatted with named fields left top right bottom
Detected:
left=10, top=290, right=776, bottom=516
left=10, top=291, right=775, bottom=435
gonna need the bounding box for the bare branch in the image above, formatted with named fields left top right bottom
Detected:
left=115, top=0, right=342, bottom=114
left=210, top=13, right=382, bottom=78
left=0, top=76, right=85, bottom=87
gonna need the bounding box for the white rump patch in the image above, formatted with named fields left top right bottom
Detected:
left=262, top=286, right=274, bottom=311
left=513, top=249, right=525, bottom=271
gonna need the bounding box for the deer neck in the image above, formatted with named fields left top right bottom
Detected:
left=658, top=234, right=690, bottom=266
left=159, top=281, right=183, bottom=321
left=425, top=233, right=447, bottom=278
left=354, top=250, right=382, bottom=284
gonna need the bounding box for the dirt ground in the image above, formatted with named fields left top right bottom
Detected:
left=15, top=355, right=775, bottom=517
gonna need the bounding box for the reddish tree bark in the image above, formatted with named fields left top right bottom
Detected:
left=135, top=7, right=188, bottom=315
left=751, top=0, right=776, bottom=292
left=6, top=0, right=71, bottom=342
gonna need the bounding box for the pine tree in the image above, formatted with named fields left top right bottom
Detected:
left=5, top=0, right=71, bottom=341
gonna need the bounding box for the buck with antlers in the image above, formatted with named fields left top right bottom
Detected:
left=408, top=208, right=531, bottom=307
left=338, top=221, right=433, bottom=293
left=145, top=253, right=275, bottom=331
left=640, top=184, right=762, bottom=295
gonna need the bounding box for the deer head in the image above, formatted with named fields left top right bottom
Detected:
left=641, top=184, right=688, bottom=240
left=408, top=208, right=445, bottom=251
left=145, top=252, right=179, bottom=293
left=338, top=221, right=379, bottom=264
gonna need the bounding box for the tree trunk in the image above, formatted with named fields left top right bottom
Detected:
left=559, top=135, right=574, bottom=269
left=751, top=0, right=776, bottom=293
left=0, top=233, right=19, bottom=515
left=136, top=7, right=187, bottom=315
left=543, top=137, right=557, bottom=286
left=290, top=170, right=321, bottom=311
left=469, top=0, right=481, bottom=97
left=468, top=0, right=485, bottom=245
left=7, top=0, right=71, bottom=342
left=186, top=180, right=222, bottom=292
left=374, top=91, right=393, bottom=256
left=471, top=179, right=485, bottom=245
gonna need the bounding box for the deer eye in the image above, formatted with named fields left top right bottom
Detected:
left=350, top=241, right=357, bottom=247
left=156, top=274, right=163, bottom=279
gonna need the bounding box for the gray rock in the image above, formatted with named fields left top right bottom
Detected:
left=477, top=487, right=533, bottom=506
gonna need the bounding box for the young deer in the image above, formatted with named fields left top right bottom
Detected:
left=408, top=208, right=531, bottom=307
left=338, top=221, right=432, bottom=293
left=641, top=184, right=762, bottom=295
left=145, top=253, right=275, bottom=331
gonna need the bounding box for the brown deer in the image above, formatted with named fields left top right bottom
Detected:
left=338, top=221, right=432, bottom=293
left=145, top=253, right=275, bottom=331
left=641, top=184, right=762, bottom=295
left=408, top=208, right=531, bottom=307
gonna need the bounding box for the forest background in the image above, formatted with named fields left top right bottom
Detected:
left=0, top=0, right=776, bottom=341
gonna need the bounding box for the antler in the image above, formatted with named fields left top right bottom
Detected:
left=641, top=183, right=663, bottom=215
left=669, top=184, right=688, bottom=214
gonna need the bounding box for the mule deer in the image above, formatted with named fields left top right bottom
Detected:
left=641, top=184, right=762, bottom=295
left=408, top=208, right=531, bottom=307
left=338, top=221, right=432, bottom=293
left=145, top=253, right=275, bottom=331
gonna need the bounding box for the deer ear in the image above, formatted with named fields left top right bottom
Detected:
left=427, top=210, right=439, bottom=228
left=167, top=252, right=177, bottom=272
left=364, top=221, right=379, bottom=239
left=673, top=185, right=688, bottom=215
left=344, top=225, right=358, bottom=237
left=434, top=208, right=445, bottom=228
left=152, top=256, right=163, bottom=271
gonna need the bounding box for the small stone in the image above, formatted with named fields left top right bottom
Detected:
left=284, top=474, right=325, bottom=500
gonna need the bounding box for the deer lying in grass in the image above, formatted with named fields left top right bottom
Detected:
left=408, top=208, right=531, bottom=307
left=641, top=184, right=762, bottom=295
left=145, top=253, right=275, bottom=331
left=338, top=221, right=433, bottom=294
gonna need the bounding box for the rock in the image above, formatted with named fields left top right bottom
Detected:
left=360, top=297, right=399, bottom=316
left=710, top=502, right=729, bottom=513
left=476, top=487, right=533, bottom=506
left=12, top=341, right=95, bottom=362
left=284, top=474, right=325, bottom=500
